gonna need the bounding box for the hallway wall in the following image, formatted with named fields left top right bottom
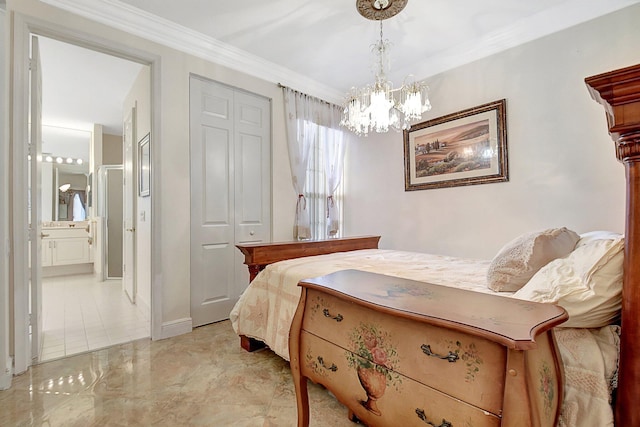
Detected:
left=0, top=5, right=12, bottom=390
left=123, top=66, right=151, bottom=313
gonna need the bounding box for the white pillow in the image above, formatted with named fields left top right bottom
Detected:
left=486, top=227, right=580, bottom=292
left=512, top=231, right=624, bottom=328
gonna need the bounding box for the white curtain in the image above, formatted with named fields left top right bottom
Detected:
left=283, top=86, right=347, bottom=239
left=321, top=107, right=346, bottom=237
left=72, top=192, right=86, bottom=221
left=283, top=87, right=318, bottom=240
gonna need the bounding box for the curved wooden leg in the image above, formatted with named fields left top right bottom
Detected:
left=290, top=290, right=310, bottom=426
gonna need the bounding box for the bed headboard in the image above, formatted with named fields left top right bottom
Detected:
left=585, top=64, right=640, bottom=427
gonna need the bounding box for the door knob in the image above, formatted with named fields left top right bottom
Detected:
left=40, top=232, right=50, bottom=238
left=126, top=228, right=136, bottom=232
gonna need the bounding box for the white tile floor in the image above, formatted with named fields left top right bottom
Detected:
left=40, top=274, right=150, bottom=362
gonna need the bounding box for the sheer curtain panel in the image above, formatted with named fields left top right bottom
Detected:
left=283, top=87, right=318, bottom=240
left=321, top=109, right=345, bottom=237
left=283, top=86, right=347, bottom=240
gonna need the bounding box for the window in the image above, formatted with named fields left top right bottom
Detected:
left=304, top=124, right=344, bottom=240
left=282, top=86, right=346, bottom=241
left=72, top=193, right=86, bottom=221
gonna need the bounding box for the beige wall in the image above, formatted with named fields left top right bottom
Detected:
left=123, top=66, right=151, bottom=314
left=7, top=0, right=296, bottom=337
left=345, top=5, right=640, bottom=259
left=58, top=171, right=87, bottom=191
left=102, top=133, right=122, bottom=165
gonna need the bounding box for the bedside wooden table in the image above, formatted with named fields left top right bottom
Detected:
left=289, top=269, right=568, bottom=427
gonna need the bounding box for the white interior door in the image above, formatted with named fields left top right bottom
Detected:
left=233, top=91, right=271, bottom=246
left=122, top=107, right=136, bottom=302
left=189, top=76, right=271, bottom=327
left=29, top=35, right=43, bottom=362
left=190, top=77, right=236, bottom=327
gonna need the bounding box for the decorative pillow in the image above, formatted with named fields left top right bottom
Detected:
left=512, top=231, right=624, bottom=328
left=486, top=227, right=580, bottom=292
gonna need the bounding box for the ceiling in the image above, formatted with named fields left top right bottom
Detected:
left=38, top=35, right=144, bottom=172
left=112, top=0, right=638, bottom=99
left=38, top=0, right=639, bottom=165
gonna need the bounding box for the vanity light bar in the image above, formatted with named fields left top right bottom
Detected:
left=42, top=155, right=83, bottom=165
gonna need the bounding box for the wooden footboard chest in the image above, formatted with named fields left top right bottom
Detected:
left=289, top=270, right=568, bottom=427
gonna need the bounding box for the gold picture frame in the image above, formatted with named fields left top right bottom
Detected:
left=404, top=99, right=508, bottom=191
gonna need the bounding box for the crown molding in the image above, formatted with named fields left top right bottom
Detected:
left=40, top=0, right=345, bottom=103
left=40, top=0, right=640, bottom=100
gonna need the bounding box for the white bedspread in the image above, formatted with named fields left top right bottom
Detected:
left=230, top=249, right=494, bottom=360
left=229, top=249, right=619, bottom=426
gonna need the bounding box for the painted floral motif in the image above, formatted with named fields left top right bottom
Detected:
left=515, top=301, right=536, bottom=311
left=309, top=295, right=342, bottom=321
left=345, top=323, right=401, bottom=416
left=309, top=295, right=327, bottom=316
left=539, top=361, right=555, bottom=420
left=445, top=340, right=483, bottom=382
left=384, top=283, right=435, bottom=299
left=305, top=349, right=337, bottom=378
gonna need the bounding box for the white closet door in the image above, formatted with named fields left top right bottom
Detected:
left=234, top=91, right=271, bottom=246
left=190, top=76, right=271, bottom=327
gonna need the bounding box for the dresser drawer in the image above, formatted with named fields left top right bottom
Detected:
left=301, top=331, right=501, bottom=427
left=302, top=289, right=506, bottom=414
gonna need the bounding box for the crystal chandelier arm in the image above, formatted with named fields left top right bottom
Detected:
left=341, top=0, right=432, bottom=135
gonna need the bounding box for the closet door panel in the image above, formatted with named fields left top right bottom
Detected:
left=202, top=126, right=231, bottom=227
left=234, top=91, right=271, bottom=245
left=190, top=77, right=236, bottom=327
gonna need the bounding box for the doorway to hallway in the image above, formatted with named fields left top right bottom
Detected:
left=40, top=274, right=149, bottom=361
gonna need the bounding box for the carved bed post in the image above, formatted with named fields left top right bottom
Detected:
left=586, top=64, right=640, bottom=427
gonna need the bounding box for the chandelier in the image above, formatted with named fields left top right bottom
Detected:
left=341, top=0, right=432, bottom=136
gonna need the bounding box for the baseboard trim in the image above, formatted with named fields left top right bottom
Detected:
left=0, top=356, right=13, bottom=390
left=160, top=318, right=192, bottom=340
left=43, top=263, right=93, bottom=278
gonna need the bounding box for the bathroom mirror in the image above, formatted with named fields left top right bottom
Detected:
left=41, top=125, right=91, bottom=222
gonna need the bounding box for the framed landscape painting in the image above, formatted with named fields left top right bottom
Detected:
left=403, top=99, right=508, bottom=191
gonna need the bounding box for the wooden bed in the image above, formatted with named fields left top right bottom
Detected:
left=233, top=63, right=640, bottom=426
left=585, top=63, right=640, bottom=427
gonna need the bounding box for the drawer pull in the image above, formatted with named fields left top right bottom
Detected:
left=317, top=356, right=338, bottom=372
left=415, top=409, right=452, bottom=427
left=420, top=344, right=459, bottom=363
left=322, top=308, right=343, bottom=322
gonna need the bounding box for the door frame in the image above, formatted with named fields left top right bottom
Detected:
left=0, top=6, right=11, bottom=390
left=122, top=106, right=136, bottom=301
left=9, top=12, right=162, bottom=374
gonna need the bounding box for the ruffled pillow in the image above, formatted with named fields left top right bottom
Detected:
left=512, top=231, right=623, bottom=328
left=487, top=227, right=580, bottom=292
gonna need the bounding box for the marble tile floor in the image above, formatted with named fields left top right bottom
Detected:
left=41, top=274, right=150, bottom=362
left=0, top=320, right=358, bottom=426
